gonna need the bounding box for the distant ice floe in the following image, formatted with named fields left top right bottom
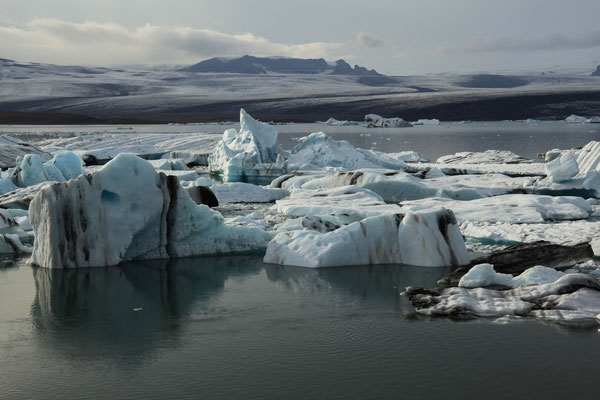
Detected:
left=319, top=118, right=359, bottom=126
left=412, top=119, right=440, bottom=125
left=436, top=150, right=533, bottom=164
left=264, top=207, right=469, bottom=268
left=29, top=154, right=273, bottom=268
left=364, top=114, right=412, bottom=128
left=566, top=114, right=589, bottom=124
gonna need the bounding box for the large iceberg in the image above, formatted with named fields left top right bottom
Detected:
left=264, top=208, right=469, bottom=268
left=208, top=109, right=287, bottom=179
left=29, top=154, right=272, bottom=269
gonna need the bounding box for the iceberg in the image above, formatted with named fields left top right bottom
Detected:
left=10, top=152, right=85, bottom=188
left=264, top=208, right=469, bottom=268
left=576, top=141, right=600, bottom=175
left=565, top=114, right=587, bottom=124
left=412, top=119, right=440, bottom=125
left=287, top=132, right=408, bottom=171
left=208, top=109, right=287, bottom=179
left=545, top=153, right=579, bottom=182
left=29, top=154, right=273, bottom=269
left=364, top=114, right=412, bottom=128
left=320, top=118, right=359, bottom=126
left=0, top=178, right=18, bottom=196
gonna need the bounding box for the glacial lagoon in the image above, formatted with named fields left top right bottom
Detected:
left=1, top=120, right=600, bottom=398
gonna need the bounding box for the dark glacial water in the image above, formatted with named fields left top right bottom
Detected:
left=2, top=255, right=600, bottom=400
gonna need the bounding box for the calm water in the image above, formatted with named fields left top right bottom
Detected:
left=1, top=120, right=599, bottom=160
left=1, top=255, right=600, bottom=399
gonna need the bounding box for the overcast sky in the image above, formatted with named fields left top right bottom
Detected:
left=1, top=0, right=599, bottom=74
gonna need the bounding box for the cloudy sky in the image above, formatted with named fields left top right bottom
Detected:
left=1, top=0, right=599, bottom=74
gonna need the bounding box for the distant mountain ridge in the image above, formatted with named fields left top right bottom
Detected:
left=180, top=55, right=384, bottom=76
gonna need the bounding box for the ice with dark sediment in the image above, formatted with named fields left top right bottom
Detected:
left=28, top=154, right=273, bottom=269
left=264, top=207, right=469, bottom=268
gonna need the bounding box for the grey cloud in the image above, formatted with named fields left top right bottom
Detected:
left=0, top=19, right=344, bottom=65
left=449, top=30, right=600, bottom=53
left=356, top=31, right=384, bottom=49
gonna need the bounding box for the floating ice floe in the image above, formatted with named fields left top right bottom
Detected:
left=405, top=273, right=600, bottom=322
left=264, top=208, right=469, bottom=268
left=386, top=151, right=430, bottom=163
left=287, top=132, right=408, bottom=171
left=0, top=135, right=52, bottom=169
left=587, top=116, right=600, bottom=124
left=545, top=153, right=579, bottom=182
left=320, top=118, right=359, bottom=126
left=565, top=114, right=588, bottom=124
left=364, top=114, right=412, bottom=128
left=399, top=194, right=592, bottom=224
left=436, top=150, right=533, bottom=164
left=0, top=178, right=18, bottom=196
left=29, top=154, right=273, bottom=269
left=576, top=141, right=600, bottom=175
left=412, top=119, right=440, bottom=125
left=458, top=264, right=565, bottom=288
left=208, top=109, right=287, bottom=179
left=210, top=182, right=289, bottom=203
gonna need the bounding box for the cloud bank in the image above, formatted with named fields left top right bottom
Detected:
left=448, top=30, right=600, bottom=53
left=0, top=19, right=344, bottom=65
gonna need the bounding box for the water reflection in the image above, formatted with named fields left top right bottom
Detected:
left=31, top=256, right=263, bottom=361
left=264, top=263, right=450, bottom=307
left=30, top=257, right=452, bottom=361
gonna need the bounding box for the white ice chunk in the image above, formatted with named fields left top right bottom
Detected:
left=413, top=119, right=440, bottom=125
left=0, top=233, right=31, bottom=254
left=287, top=132, right=407, bottom=171
left=0, top=178, right=18, bottom=196
left=364, top=114, right=412, bottom=128
left=566, top=114, right=587, bottom=124
left=545, top=152, right=579, bottom=182
left=436, top=150, right=532, bottom=164
left=459, top=264, right=565, bottom=288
